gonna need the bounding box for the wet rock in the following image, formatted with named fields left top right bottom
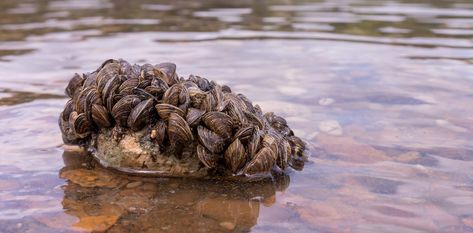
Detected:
left=126, top=181, right=143, bottom=189
left=314, top=134, right=390, bottom=163
left=219, top=221, right=235, bottom=231
left=73, top=215, right=119, bottom=232
left=195, top=197, right=259, bottom=229
left=59, top=168, right=121, bottom=188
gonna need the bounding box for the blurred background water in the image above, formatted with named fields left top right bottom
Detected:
left=0, top=0, right=472, bottom=232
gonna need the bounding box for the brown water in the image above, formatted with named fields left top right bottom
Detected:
left=0, top=0, right=473, bottom=232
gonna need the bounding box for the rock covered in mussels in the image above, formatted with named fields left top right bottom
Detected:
left=59, top=59, right=306, bottom=178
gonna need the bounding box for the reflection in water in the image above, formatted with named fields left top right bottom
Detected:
left=59, top=150, right=289, bottom=232
left=0, top=89, right=63, bottom=106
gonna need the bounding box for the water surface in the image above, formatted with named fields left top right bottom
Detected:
left=0, top=0, right=473, bottom=232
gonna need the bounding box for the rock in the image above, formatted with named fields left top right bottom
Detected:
left=314, top=134, right=390, bottom=163
left=318, top=120, right=343, bottom=136
left=73, top=215, right=119, bottom=232
left=126, top=181, right=142, bottom=189
left=219, top=221, right=235, bottom=231
left=462, top=216, right=473, bottom=228
left=196, top=197, right=259, bottom=229
left=295, top=201, right=359, bottom=232
left=318, top=97, right=334, bottom=106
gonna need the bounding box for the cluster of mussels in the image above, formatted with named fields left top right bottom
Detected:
left=59, top=59, right=306, bottom=176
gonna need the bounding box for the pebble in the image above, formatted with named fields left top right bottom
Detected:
left=150, top=129, right=158, bottom=139
left=219, top=221, right=235, bottom=231
left=126, top=181, right=142, bottom=189
left=318, top=120, right=343, bottom=136
left=318, top=97, right=334, bottom=106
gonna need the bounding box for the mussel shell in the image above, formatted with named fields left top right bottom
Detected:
left=224, top=138, right=246, bottom=174
left=62, top=100, right=74, bottom=121
left=216, top=99, right=229, bottom=112
left=241, top=147, right=275, bottom=176
left=178, top=86, right=190, bottom=112
left=197, top=126, right=225, bottom=154
left=119, top=78, right=139, bottom=95
left=151, top=77, right=169, bottom=89
left=101, top=75, right=121, bottom=103
left=277, top=140, right=291, bottom=170
left=140, top=63, right=155, bottom=79
left=197, top=77, right=210, bottom=91
left=74, top=86, right=95, bottom=114
left=186, top=108, right=205, bottom=127
left=187, top=87, right=206, bottom=108
left=132, top=87, right=158, bottom=101
left=155, top=103, right=185, bottom=120
left=155, top=62, right=178, bottom=86
left=107, top=92, right=123, bottom=112
left=131, top=64, right=141, bottom=78
left=144, top=86, right=165, bottom=98
left=91, top=104, right=112, bottom=128
left=211, top=85, right=225, bottom=110
left=96, top=62, right=120, bottom=92
left=59, top=112, right=78, bottom=144
left=72, top=112, right=91, bottom=138
left=82, top=72, right=97, bottom=88
left=111, top=95, right=141, bottom=127
left=261, top=133, right=279, bottom=160
left=237, top=93, right=255, bottom=113
left=65, top=73, right=84, bottom=98
left=84, top=87, right=101, bottom=123
left=96, top=59, right=117, bottom=72
left=244, top=110, right=265, bottom=130
left=68, top=111, right=78, bottom=126
left=137, top=79, right=151, bottom=89
left=233, top=126, right=253, bottom=142
left=222, top=85, right=232, bottom=93
left=247, top=130, right=262, bottom=159
left=225, top=97, right=248, bottom=125
left=127, top=99, right=155, bottom=131
left=197, top=144, right=219, bottom=168
left=153, top=120, right=167, bottom=145
left=201, top=111, right=233, bottom=139
left=162, top=84, right=181, bottom=106
left=201, top=93, right=216, bottom=112
left=118, top=59, right=132, bottom=75
left=288, top=136, right=306, bottom=155
left=167, top=112, right=193, bottom=143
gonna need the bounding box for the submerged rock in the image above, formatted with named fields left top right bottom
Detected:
left=59, top=59, right=306, bottom=178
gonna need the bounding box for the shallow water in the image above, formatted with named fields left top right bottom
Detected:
left=0, top=0, right=472, bottom=232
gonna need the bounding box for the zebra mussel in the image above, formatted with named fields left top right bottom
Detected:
left=59, top=59, right=306, bottom=178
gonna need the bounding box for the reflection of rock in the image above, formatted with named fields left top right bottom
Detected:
left=59, top=169, right=122, bottom=188
left=73, top=215, right=120, bottom=232
left=313, top=134, right=390, bottom=163
left=59, top=150, right=291, bottom=232
left=196, top=197, right=259, bottom=229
